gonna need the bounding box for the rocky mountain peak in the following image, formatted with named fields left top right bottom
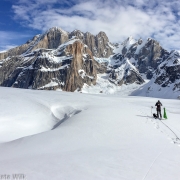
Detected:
left=0, top=38, right=97, bottom=92
left=133, top=50, right=180, bottom=99
left=154, top=50, right=180, bottom=89
left=113, top=36, right=169, bottom=79
left=0, top=27, right=114, bottom=61
left=1, top=26, right=180, bottom=96
left=26, top=34, right=41, bottom=44
left=69, top=30, right=84, bottom=41
left=96, top=31, right=109, bottom=39
left=46, top=26, right=69, bottom=36
left=69, top=30, right=113, bottom=58
left=137, top=38, right=143, bottom=45
left=0, top=27, right=70, bottom=60
left=108, top=58, right=144, bottom=86
left=121, top=36, right=136, bottom=47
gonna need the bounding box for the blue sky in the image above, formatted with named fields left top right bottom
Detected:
left=0, top=0, right=180, bottom=52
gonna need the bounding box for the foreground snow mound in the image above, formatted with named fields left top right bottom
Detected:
left=0, top=87, right=86, bottom=142
left=0, top=87, right=180, bottom=180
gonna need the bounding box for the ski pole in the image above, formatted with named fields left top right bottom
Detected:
left=151, top=106, right=153, bottom=117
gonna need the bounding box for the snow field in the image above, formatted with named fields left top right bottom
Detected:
left=0, top=87, right=180, bottom=180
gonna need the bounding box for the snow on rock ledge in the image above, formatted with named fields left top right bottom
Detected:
left=132, top=50, right=180, bottom=99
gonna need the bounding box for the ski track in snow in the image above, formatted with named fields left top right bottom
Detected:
left=137, top=108, right=180, bottom=146
left=142, top=151, right=163, bottom=180
left=0, top=87, right=180, bottom=180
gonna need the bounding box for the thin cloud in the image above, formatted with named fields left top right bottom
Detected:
left=11, top=0, right=180, bottom=50
left=0, top=45, right=18, bottom=53
left=0, top=31, right=32, bottom=52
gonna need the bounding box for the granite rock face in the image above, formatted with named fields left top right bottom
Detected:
left=154, top=50, right=180, bottom=91
left=0, top=35, right=40, bottom=60
left=69, top=30, right=114, bottom=58
left=133, top=50, right=180, bottom=98
left=0, top=27, right=69, bottom=60
left=137, top=39, right=169, bottom=75
left=1, top=27, right=180, bottom=93
left=0, top=28, right=114, bottom=61
left=108, top=58, right=144, bottom=86
left=113, top=37, right=169, bottom=79
left=64, top=40, right=96, bottom=91
left=30, top=27, right=69, bottom=52
left=0, top=39, right=97, bottom=91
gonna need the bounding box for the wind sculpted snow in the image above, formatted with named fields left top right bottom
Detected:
left=0, top=87, right=180, bottom=180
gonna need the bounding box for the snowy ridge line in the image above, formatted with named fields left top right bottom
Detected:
left=23, top=35, right=42, bottom=55
left=139, top=109, right=180, bottom=145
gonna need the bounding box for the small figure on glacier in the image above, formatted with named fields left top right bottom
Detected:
left=155, top=100, right=163, bottom=119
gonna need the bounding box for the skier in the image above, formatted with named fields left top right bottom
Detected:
left=155, top=100, right=162, bottom=119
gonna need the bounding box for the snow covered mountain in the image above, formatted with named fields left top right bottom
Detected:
left=0, top=28, right=180, bottom=180
left=0, top=27, right=113, bottom=60
left=94, top=36, right=180, bottom=98
left=108, top=57, right=144, bottom=86
left=111, top=36, right=169, bottom=79
left=0, top=38, right=97, bottom=91
left=0, top=27, right=179, bottom=98
left=132, top=50, right=180, bottom=99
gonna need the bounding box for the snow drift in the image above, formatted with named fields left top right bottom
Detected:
left=0, top=87, right=180, bottom=180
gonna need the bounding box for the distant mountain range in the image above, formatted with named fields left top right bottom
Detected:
left=0, top=27, right=179, bottom=98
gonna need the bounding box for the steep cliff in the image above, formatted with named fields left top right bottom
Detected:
left=1, top=27, right=180, bottom=96
left=131, top=50, right=180, bottom=99
left=0, top=27, right=113, bottom=61
left=113, top=37, right=169, bottom=79
left=69, top=30, right=114, bottom=58
left=0, top=38, right=97, bottom=91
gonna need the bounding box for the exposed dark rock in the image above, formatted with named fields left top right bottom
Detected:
left=1, top=27, right=180, bottom=94
left=0, top=28, right=114, bottom=62
left=115, top=37, right=170, bottom=79
left=70, top=30, right=114, bottom=58
left=153, top=50, right=180, bottom=91
left=108, top=59, right=144, bottom=86
left=0, top=27, right=69, bottom=60
left=0, top=39, right=97, bottom=92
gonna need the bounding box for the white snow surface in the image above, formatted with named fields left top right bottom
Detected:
left=132, top=77, right=180, bottom=99
left=0, top=87, right=180, bottom=180
left=82, top=74, right=142, bottom=95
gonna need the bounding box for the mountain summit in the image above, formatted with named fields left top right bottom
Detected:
left=0, top=27, right=179, bottom=98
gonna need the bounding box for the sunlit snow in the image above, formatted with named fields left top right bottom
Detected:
left=0, top=87, right=180, bottom=180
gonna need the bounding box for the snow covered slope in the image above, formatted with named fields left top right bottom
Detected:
left=132, top=50, right=180, bottom=99
left=0, top=87, right=180, bottom=180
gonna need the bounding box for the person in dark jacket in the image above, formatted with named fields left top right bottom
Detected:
left=155, top=100, right=162, bottom=119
